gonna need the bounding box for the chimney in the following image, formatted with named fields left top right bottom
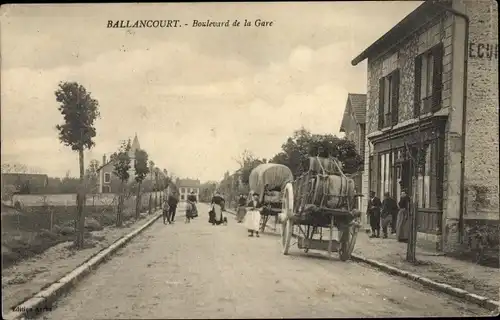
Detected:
left=103, top=154, right=106, bottom=165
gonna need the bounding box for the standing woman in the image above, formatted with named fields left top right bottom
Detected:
left=209, top=191, right=225, bottom=225
left=396, top=189, right=411, bottom=242
left=236, top=194, right=247, bottom=223
left=245, top=192, right=262, bottom=237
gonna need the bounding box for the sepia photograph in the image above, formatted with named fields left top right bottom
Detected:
left=1, top=1, right=498, bottom=319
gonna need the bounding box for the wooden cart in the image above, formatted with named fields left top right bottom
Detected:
left=248, top=163, right=294, bottom=233
left=279, top=157, right=362, bottom=261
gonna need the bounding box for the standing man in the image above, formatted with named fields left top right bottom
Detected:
left=381, top=192, right=399, bottom=238
left=167, top=191, right=179, bottom=223
left=367, top=191, right=382, bottom=238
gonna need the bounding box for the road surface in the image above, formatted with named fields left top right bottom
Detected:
left=38, top=203, right=488, bottom=319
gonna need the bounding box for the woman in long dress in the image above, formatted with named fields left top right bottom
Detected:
left=236, top=194, right=247, bottom=223
left=396, top=190, right=411, bottom=242
left=209, top=192, right=225, bottom=225
left=244, top=193, right=262, bottom=237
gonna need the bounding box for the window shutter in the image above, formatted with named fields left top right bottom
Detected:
left=391, top=69, right=400, bottom=126
left=431, top=43, right=444, bottom=112
left=413, top=55, right=422, bottom=118
left=378, top=78, right=385, bottom=129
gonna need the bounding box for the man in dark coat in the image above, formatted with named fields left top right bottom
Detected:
left=367, top=191, right=382, bottom=238
left=381, top=192, right=399, bottom=238
left=167, top=192, right=179, bottom=222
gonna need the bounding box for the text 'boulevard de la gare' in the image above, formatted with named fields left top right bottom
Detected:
left=106, top=19, right=274, bottom=28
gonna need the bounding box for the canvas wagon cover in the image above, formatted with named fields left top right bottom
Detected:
left=249, top=163, right=293, bottom=195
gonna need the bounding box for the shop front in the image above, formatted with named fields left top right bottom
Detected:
left=368, top=116, right=447, bottom=249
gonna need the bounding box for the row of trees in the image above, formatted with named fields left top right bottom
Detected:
left=218, top=128, right=363, bottom=208
left=54, top=81, right=174, bottom=249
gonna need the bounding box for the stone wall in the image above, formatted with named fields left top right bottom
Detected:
left=361, top=12, right=454, bottom=222
left=462, top=0, right=499, bottom=221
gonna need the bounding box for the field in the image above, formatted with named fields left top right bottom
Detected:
left=1, top=192, right=163, bottom=268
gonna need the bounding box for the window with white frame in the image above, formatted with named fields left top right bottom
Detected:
left=102, top=185, right=111, bottom=193
left=378, top=152, right=393, bottom=197
left=417, top=144, right=433, bottom=209
left=104, top=172, right=111, bottom=183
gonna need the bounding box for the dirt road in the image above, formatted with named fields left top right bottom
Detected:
left=38, top=203, right=489, bottom=319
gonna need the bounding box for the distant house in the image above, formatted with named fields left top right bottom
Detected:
left=1, top=173, right=49, bottom=195
left=176, top=178, right=200, bottom=201
left=97, top=134, right=143, bottom=193
left=340, top=93, right=367, bottom=213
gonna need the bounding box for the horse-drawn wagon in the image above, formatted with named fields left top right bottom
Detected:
left=279, top=156, right=361, bottom=261
left=248, top=163, right=294, bottom=232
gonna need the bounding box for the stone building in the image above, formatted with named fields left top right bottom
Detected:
left=351, top=0, right=498, bottom=253
left=176, top=178, right=200, bottom=201
left=339, top=93, right=367, bottom=216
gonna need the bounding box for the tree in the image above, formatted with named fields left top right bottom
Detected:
left=111, top=140, right=132, bottom=226
left=148, top=160, right=155, bottom=182
left=134, top=149, right=149, bottom=219
left=233, top=149, right=265, bottom=185
left=60, top=171, right=80, bottom=193
left=270, top=128, right=363, bottom=178
left=84, top=159, right=100, bottom=194
left=1, top=162, right=40, bottom=174
left=55, top=81, right=100, bottom=249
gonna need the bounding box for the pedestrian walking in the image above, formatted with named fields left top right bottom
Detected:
left=381, top=192, right=398, bottom=238
left=167, top=192, right=179, bottom=223
left=244, top=192, right=262, bottom=237
left=367, top=191, right=382, bottom=238
left=186, top=191, right=198, bottom=220
left=236, top=194, right=247, bottom=223
left=209, top=191, right=226, bottom=225
left=396, top=189, right=411, bottom=242
left=162, top=198, right=171, bottom=224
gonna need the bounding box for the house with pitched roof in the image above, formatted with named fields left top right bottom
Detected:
left=340, top=93, right=367, bottom=158
left=97, top=133, right=145, bottom=193
left=340, top=93, right=367, bottom=217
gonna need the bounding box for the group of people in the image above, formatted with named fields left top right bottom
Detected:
left=366, top=190, right=411, bottom=241
left=162, top=191, right=199, bottom=224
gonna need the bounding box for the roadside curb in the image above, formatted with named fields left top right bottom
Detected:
left=350, top=253, right=500, bottom=312
left=3, top=210, right=163, bottom=320
left=228, top=208, right=499, bottom=313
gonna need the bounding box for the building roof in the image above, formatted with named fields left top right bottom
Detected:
left=130, top=133, right=141, bottom=152
left=97, top=134, right=142, bottom=172
left=351, top=1, right=450, bottom=66
left=176, top=178, right=201, bottom=188
left=340, top=93, right=367, bottom=132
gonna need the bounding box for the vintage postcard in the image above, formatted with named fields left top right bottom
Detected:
left=1, top=1, right=498, bottom=319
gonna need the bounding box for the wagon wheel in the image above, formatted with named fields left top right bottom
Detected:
left=338, top=222, right=360, bottom=261
left=260, top=215, right=268, bottom=232
left=281, top=182, right=294, bottom=255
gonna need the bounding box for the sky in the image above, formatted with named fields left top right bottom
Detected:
left=1, top=2, right=422, bottom=182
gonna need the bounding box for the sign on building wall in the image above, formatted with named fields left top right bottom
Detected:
left=469, top=43, right=498, bottom=60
